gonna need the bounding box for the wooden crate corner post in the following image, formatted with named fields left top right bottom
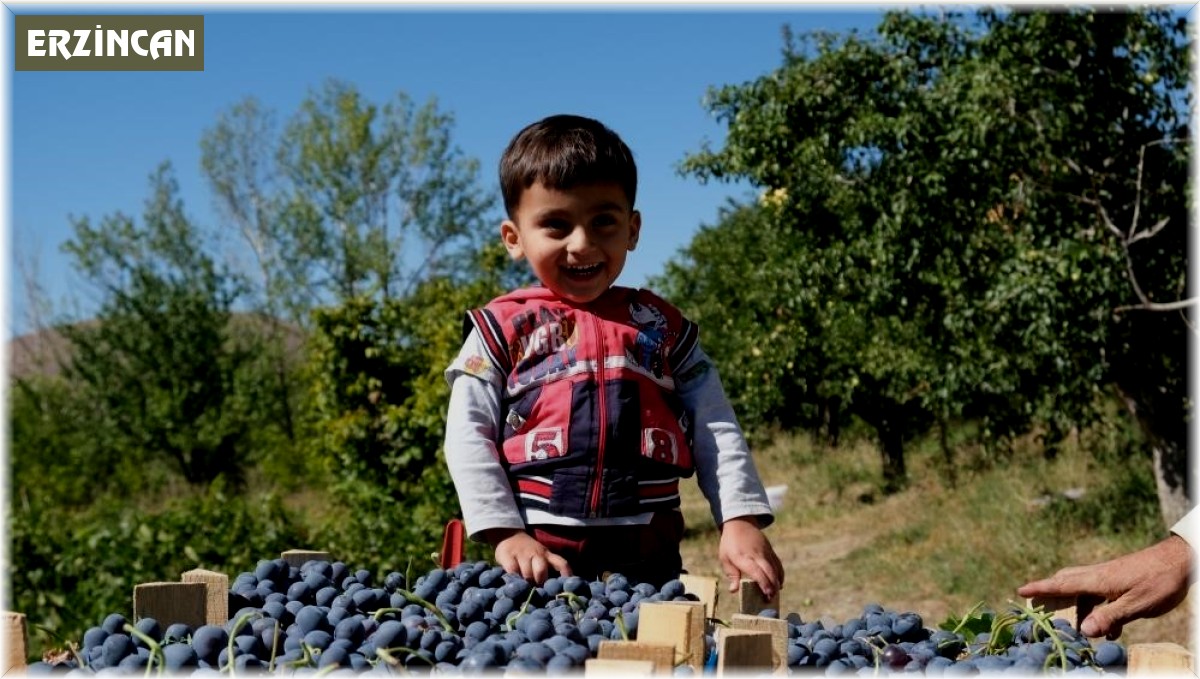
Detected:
left=737, top=578, right=780, bottom=615
left=181, top=568, right=230, bottom=627
left=3, top=611, right=28, bottom=675
left=639, top=601, right=706, bottom=670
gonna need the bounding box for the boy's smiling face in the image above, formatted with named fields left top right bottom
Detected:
left=501, top=181, right=641, bottom=304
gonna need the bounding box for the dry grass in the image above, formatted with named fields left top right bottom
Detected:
left=677, top=428, right=1194, bottom=651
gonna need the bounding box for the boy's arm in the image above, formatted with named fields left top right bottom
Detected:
left=444, top=330, right=572, bottom=582
left=676, top=344, right=784, bottom=599
left=443, top=331, right=526, bottom=540
left=676, top=345, right=774, bottom=527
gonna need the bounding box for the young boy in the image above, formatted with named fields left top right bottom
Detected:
left=443, top=114, right=784, bottom=599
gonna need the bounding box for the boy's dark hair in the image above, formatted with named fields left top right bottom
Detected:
left=499, top=114, right=637, bottom=217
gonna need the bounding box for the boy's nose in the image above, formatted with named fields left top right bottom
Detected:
left=565, top=225, right=594, bottom=252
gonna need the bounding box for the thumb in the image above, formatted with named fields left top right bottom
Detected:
left=1079, top=603, right=1124, bottom=639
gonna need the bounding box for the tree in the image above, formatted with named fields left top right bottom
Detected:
left=666, top=8, right=1189, bottom=512
left=304, top=245, right=514, bottom=570
left=200, top=79, right=496, bottom=322
left=199, top=81, right=497, bottom=468
left=54, top=163, right=277, bottom=487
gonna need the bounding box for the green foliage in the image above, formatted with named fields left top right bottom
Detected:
left=664, top=8, right=1189, bottom=492
left=304, top=267, right=505, bottom=568
left=49, top=164, right=288, bottom=488
left=201, top=79, right=496, bottom=323
left=10, top=481, right=305, bottom=659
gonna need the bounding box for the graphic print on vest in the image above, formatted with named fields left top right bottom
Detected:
left=628, top=301, right=668, bottom=378
left=508, top=306, right=579, bottom=390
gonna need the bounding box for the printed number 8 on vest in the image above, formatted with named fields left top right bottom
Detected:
left=644, top=428, right=679, bottom=465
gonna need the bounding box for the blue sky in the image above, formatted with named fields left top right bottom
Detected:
left=5, top=7, right=888, bottom=338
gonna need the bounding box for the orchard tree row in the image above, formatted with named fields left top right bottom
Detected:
left=9, top=7, right=1189, bottom=654
left=656, top=7, right=1190, bottom=515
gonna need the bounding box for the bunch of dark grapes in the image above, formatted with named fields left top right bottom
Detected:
left=774, top=602, right=1128, bottom=676
left=26, top=558, right=1129, bottom=676
left=27, top=559, right=697, bottom=676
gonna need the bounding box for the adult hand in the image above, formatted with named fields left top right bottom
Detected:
left=1016, top=533, right=1193, bottom=639
left=483, top=528, right=573, bottom=584
left=719, top=516, right=785, bottom=602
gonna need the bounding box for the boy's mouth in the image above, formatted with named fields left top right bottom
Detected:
left=563, top=263, right=604, bottom=280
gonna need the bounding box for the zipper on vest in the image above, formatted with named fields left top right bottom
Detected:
left=589, top=312, right=607, bottom=518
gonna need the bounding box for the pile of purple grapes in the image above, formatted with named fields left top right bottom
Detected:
left=777, top=603, right=1127, bottom=675
left=27, top=557, right=1129, bottom=675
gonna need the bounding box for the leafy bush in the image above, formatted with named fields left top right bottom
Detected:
left=10, top=480, right=306, bottom=659
left=303, top=275, right=504, bottom=570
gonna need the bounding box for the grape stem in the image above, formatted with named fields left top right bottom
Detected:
left=223, top=610, right=260, bottom=676
left=122, top=623, right=163, bottom=677
left=393, top=588, right=455, bottom=632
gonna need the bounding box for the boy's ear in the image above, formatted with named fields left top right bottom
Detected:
left=500, top=220, right=524, bottom=260
left=627, top=210, right=642, bottom=251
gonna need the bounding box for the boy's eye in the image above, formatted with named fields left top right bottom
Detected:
left=542, top=219, right=571, bottom=232
left=592, top=214, right=618, bottom=228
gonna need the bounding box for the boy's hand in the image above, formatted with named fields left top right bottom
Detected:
left=719, top=516, right=785, bottom=601
left=483, top=528, right=573, bottom=585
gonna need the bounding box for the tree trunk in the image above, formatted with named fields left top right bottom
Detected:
left=879, top=423, right=907, bottom=493
left=1115, top=384, right=1191, bottom=530
left=1152, top=443, right=1190, bottom=529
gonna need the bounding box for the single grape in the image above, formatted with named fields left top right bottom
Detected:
left=880, top=643, right=910, bottom=670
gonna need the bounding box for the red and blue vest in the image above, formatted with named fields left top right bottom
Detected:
left=465, top=286, right=700, bottom=520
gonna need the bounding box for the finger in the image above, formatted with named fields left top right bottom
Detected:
left=722, top=560, right=742, bottom=593
left=531, top=554, right=551, bottom=585
left=546, top=552, right=573, bottom=578
left=743, top=561, right=775, bottom=600
left=495, top=550, right=520, bottom=577
left=1018, top=567, right=1104, bottom=599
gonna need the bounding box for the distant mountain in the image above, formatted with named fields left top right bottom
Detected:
left=6, top=315, right=307, bottom=382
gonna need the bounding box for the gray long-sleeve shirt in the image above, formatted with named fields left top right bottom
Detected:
left=444, top=327, right=774, bottom=542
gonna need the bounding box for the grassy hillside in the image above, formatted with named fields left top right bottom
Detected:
left=676, top=426, right=1193, bottom=650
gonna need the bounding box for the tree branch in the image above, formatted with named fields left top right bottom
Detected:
left=1113, top=297, right=1200, bottom=314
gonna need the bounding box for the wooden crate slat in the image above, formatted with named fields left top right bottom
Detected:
left=731, top=613, right=788, bottom=673
left=1128, top=642, right=1194, bottom=675
left=679, top=574, right=719, bottom=620
left=280, top=550, right=332, bottom=568
left=132, top=582, right=207, bottom=629
left=596, top=640, right=675, bottom=673
left=584, top=657, right=657, bottom=676
left=717, top=629, right=773, bottom=675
